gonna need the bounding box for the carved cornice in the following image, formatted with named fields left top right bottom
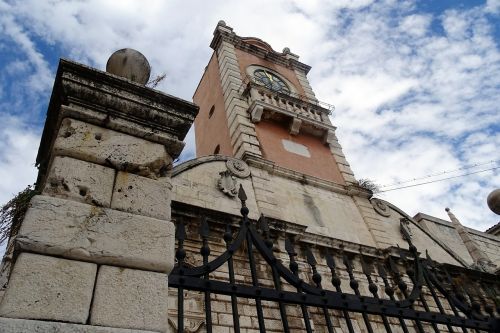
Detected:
left=36, top=59, right=199, bottom=183
left=210, top=26, right=312, bottom=74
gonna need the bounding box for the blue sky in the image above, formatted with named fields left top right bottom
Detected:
left=0, top=0, right=499, bottom=236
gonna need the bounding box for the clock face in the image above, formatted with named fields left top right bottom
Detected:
left=253, top=69, right=290, bottom=94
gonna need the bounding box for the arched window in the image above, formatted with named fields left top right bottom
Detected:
left=208, top=105, right=215, bottom=118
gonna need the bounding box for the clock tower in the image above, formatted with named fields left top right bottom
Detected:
left=193, top=21, right=356, bottom=186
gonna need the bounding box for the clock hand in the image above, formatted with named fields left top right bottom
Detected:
left=264, top=70, right=273, bottom=82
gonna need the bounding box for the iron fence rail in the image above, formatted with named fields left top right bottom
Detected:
left=170, top=185, right=499, bottom=333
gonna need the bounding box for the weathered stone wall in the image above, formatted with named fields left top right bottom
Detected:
left=0, top=59, right=198, bottom=333
left=171, top=156, right=470, bottom=267
left=415, top=212, right=500, bottom=268
left=414, top=213, right=475, bottom=265
left=470, top=231, right=500, bottom=266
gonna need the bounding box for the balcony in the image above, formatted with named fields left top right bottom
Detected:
left=241, top=75, right=336, bottom=144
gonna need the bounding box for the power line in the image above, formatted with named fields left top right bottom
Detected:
left=378, top=159, right=499, bottom=188
left=376, top=166, right=500, bottom=193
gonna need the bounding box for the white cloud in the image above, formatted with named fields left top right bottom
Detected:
left=485, top=0, right=500, bottom=13
left=0, top=116, right=39, bottom=205
left=0, top=0, right=498, bottom=239
left=400, top=14, right=431, bottom=37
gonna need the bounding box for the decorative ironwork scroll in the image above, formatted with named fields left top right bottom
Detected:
left=170, top=185, right=499, bottom=333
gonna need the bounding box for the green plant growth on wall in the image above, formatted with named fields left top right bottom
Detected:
left=0, top=185, right=38, bottom=248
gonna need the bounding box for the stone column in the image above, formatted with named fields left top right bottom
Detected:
left=0, top=58, right=198, bottom=332
left=446, top=208, right=496, bottom=272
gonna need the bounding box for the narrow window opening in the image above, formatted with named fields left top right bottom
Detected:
left=213, top=145, right=220, bottom=155
left=208, top=105, right=215, bottom=118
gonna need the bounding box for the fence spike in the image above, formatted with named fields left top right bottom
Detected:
left=238, top=184, right=247, bottom=202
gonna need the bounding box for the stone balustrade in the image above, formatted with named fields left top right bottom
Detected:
left=244, top=82, right=336, bottom=143
left=248, top=85, right=328, bottom=122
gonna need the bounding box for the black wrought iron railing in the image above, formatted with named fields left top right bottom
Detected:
left=169, top=185, right=500, bottom=333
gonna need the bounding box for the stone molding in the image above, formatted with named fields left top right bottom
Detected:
left=172, top=155, right=244, bottom=177
left=210, top=23, right=311, bottom=74
left=245, top=155, right=348, bottom=195
left=36, top=59, right=198, bottom=185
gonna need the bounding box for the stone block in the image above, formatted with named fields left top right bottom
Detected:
left=0, top=318, right=158, bottom=333
left=219, top=61, right=239, bottom=78
left=17, top=195, right=175, bottom=273
left=217, top=49, right=238, bottom=65
left=220, top=63, right=241, bottom=82
left=227, top=96, right=249, bottom=115
left=228, top=109, right=253, bottom=130
left=0, top=253, right=96, bottom=324
left=111, top=171, right=172, bottom=220
left=218, top=41, right=237, bottom=55
left=43, top=156, right=115, bottom=207
left=333, top=155, right=350, bottom=166
left=338, top=164, right=354, bottom=175
left=221, top=75, right=242, bottom=94
left=343, top=174, right=357, bottom=183
left=329, top=146, right=346, bottom=158
left=54, top=118, right=171, bottom=179
left=90, top=266, right=169, bottom=332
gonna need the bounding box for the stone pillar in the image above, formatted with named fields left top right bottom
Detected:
left=293, top=68, right=318, bottom=103
left=212, top=21, right=263, bottom=159
left=328, top=131, right=357, bottom=184
left=0, top=58, right=198, bottom=332
left=446, top=208, right=496, bottom=272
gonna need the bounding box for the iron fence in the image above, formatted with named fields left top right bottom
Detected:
left=169, top=185, right=499, bottom=333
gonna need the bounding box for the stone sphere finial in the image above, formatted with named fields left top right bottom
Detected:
left=445, top=207, right=450, bottom=212
left=106, top=48, right=151, bottom=85
left=487, top=189, right=500, bottom=215
left=283, top=47, right=290, bottom=54
left=218, top=20, right=226, bottom=26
